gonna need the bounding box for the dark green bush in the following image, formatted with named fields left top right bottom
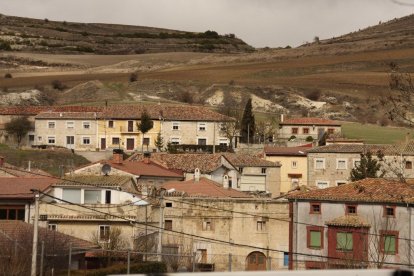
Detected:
left=306, top=136, right=314, bottom=142
left=0, top=40, right=12, bottom=51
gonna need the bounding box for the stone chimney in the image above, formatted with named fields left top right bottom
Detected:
left=0, top=156, right=4, bottom=167
left=194, top=168, right=200, bottom=182
left=112, top=149, right=124, bottom=164
left=143, top=151, right=151, bottom=164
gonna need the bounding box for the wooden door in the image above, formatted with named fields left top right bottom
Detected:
left=126, top=138, right=134, bottom=150
left=246, top=251, right=266, bottom=271
left=101, top=138, right=106, bottom=150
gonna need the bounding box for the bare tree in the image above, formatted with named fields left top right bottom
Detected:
left=91, top=226, right=128, bottom=266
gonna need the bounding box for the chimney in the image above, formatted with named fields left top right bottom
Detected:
left=194, top=168, right=200, bottom=182
left=143, top=151, right=151, bottom=164
left=112, top=149, right=124, bottom=164
left=280, top=114, right=284, bottom=123
left=0, top=156, right=4, bottom=167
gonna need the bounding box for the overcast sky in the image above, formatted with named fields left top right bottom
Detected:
left=1, top=0, right=413, bottom=48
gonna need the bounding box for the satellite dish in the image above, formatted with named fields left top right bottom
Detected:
left=101, top=164, right=111, bottom=176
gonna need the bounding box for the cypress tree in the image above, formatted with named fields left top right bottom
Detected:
left=240, top=98, right=255, bottom=143
left=137, top=110, right=154, bottom=151
left=350, top=151, right=382, bottom=181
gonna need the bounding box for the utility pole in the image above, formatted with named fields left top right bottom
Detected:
left=157, top=189, right=165, bottom=262
left=40, top=241, right=45, bottom=276
left=31, top=190, right=39, bottom=276
left=145, top=204, right=148, bottom=262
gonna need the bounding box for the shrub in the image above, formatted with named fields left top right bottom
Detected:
left=305, top=89, right=321, bottom=101
left=4, top=73, right=12, bottom=79
left=44, top=18, right=49, bottom=23
left=129, top=72, right=138, bottom=82
left=288, top=135, right=296, bottom=141
left=306, top=136, right=314, bottom=142
left=0, top=40, right=12, bottom=51
left=51, top=80, right=66, bottom=91
left=69, top=262, right=166, bottom=276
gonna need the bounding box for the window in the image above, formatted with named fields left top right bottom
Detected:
left=172, top=122, right=180, bottom=130
left=66, top=121, right=74, bottom=129
left=292, top=128, right=298, bottom=134
left=203, top=220, right=212, bottom=231
left=257, top=221, right=266, bottom=231
left=406, top=161, right=413, bottom=169
left=353, top=159, right=361, bottom=168
left=198, top=138, right=207, bottom=145
left=336, top=159, right=347, bottom=170
left=310, top=203, right=321, bottom=214
left=99, top=225, right=110, bottom=242
left=166, top=202, right=173, bottom=208
left=303, top=128, right=309, bottom=134
left=283, top=252, right=289, bottom=267
left=380, top=231, right=398, bottom=254
left=112, top=137, right=120, bottom=145
left=83, top=121, right=90, bottom=129
left=307, top=226, right=323, bottom=249
left=198, top=122, right=206, bottom=131
left=165, top=220, right=172, bottom=230
left=261, top=168, right=267, bottom=174
left=291, top=161, right=298, bottom=169
left=82, top=137, right=91, bottom=145
left=328, top=128, right=335, bottom=135
left=239, top=167, right=243, bottom=173
left=384, top=206, right=396, bottom=217
left=127, top=120, right=134, bottom=132
left=143, top=137, right=150, bottom=146
left=346, top=205, right=357, bottom=215
left=0, top=207, right=25, bottom=221
left=66, top=136, right=74, bottom=145
left=336, top=232, right=353, bottom=251
left=170, top=137, right=180, bottom=145
left=336, top=181, right=347, bottom=186
left=29, top=135, right=35, bottom=142
left=105, top=190, right=111, bottom=204
left=219, top=138, right=228, bottom=146
left=48, top=224, right=57, bottom=231
left=316, top=181, right=329, bottom=189
left=48, top=121, right=56, bottom=129
left=314, top=158, right=325, bottom=170
left=47, top=136, right=55, bottom=144
left=108, top=120, right=114, bottom=128
left=84, top=190, right=101, bottom=204
left=62, top=189, right=81, bottom=204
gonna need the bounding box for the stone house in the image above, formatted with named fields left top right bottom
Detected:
left=279, top=117, right=341, bottom=142
left=161, top=178, right=290, bottom=271
left=263, top=146, right=311, bottom=194
left=287, top=178, right=414, bottom=269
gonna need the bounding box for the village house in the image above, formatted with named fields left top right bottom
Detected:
left=263, top=146, right=311, bottom=194
left=287, top=178, right=414, bottom=270
left=160, top=177, right=290, bottom=271
left=279, top=117, right=341, bottom=142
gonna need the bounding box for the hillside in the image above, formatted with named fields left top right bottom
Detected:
left=0, top=14, right=254, bottom=55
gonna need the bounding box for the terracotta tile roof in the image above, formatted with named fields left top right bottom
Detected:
left=105, top=159, right=184, bottom=179
left=0, top=163, right=51, bottom=177
left=162, top=177, right=252, bottom=198
left=325, top=215, right=370, bottom=228
left=287, top=178, right=414, bottom=204
left=280, top=117, right=341, bottom=126
left=222, top=153, right=280, bottom=167
left=307, top=144, right=390, bottom=154
left=35, top=112, right=99, bottom=119
left=0, top=106, right=102, bottom=115
left=0, top=177, right=57, bottom=199
left=387, top=140, right=414, bottom=155
left=56, top=175, right=136, bottom=193
left=102, top=104, right=233, bottom=121
left=128, top=153, right=229, bottom=173
left=0, top=220, right=98, bottom=251
left=264, top=146, right=311, bottom=156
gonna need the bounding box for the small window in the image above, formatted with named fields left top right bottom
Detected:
left=239, top=167, right=244, bottom=173
left=83, top=121, right=90, bottom=129
left=315, top=158, right=325, bottom=170
left=29, top=135, right=35, bottom=142
left=308, top=227, right=323, bottom=249
left=198, top=122, right=206, bottom=131
left=66, top=136, right=74, bottom=145
left=105, top=190, right=111, bottom=204
left=47, top=136, right=55, bottom=144
left=328, top=128, right=335, bottom=135
left=82, top=137, right=91, bottom=145
left=165, top=220, right=172, bottom=230
left=353, top=159, right=361, bottom=168
left=336, top=181, right=347, bottom=186
left=406, top=161, right=412, bottom=170
left=170, top=137, right=180, bottom=145
left=172, top=122, right=180, bottom=130
left=112, top=137, right=120, bottom=145
left=99, top=225, right=110, bottom=242
left=310, top=203, right=321, bottom=214
left=203, top=220, right=212, bottom=231
left=143, top=137, right=150, bottom=146
left=303, top=128, right=309, bottom=134
left=48, top=224, right=57, bottom=231
left=384, top=206, right=395, bottom=217
left=166, top=202, right=173, bottom=208
left=381, top=231, right=398, bottom=255
left=261, top=168, right=267, bottom=174
left=219, top=139, right=228, bottom=146
left=66, top=121, right=74, bottom=129
left=346, top=205, right=357, bottom=215
left=316, top=181, right=329, bottom=189
left=48, top=121, right=56, bottom=129
left=108, top=120, right=114, bottom=128
left=337, top=232, right=353, bottom=251
left=283, top=252, right=289, bottom=267
left=257, top=221, right=266, bottom=231
left=336, top=159, right=347, bottom=170
left=291, top=161, right=298, bottom=169
left=292, top=128, right=298, bottom=134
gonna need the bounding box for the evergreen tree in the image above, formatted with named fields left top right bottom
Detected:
left=350, top=151, right=383, bottom=181
left=137, top=110, right=154, bottom=151
left=154, top=132, right=164, bottom=151
left=240, top=98, right=255, bottom=143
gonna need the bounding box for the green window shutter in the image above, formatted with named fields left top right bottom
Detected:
left=310, top=230, right=321, bottom=248
left=384, top=235, right=396, bottom=254
left=337, top=232, right=353, bottom=251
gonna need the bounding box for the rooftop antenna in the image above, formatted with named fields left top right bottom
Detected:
left=101, top=164, right=111, bottom=176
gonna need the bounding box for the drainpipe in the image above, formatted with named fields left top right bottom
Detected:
left=409, top=203, right=412, bottom=267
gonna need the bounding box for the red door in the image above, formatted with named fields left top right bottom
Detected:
left=126, top=138, right=134, bottom=150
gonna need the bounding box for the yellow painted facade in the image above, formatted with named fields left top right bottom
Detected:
left=96, top=119, right=161, bottom=151
left=265, top=155, right=308, bottom=194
